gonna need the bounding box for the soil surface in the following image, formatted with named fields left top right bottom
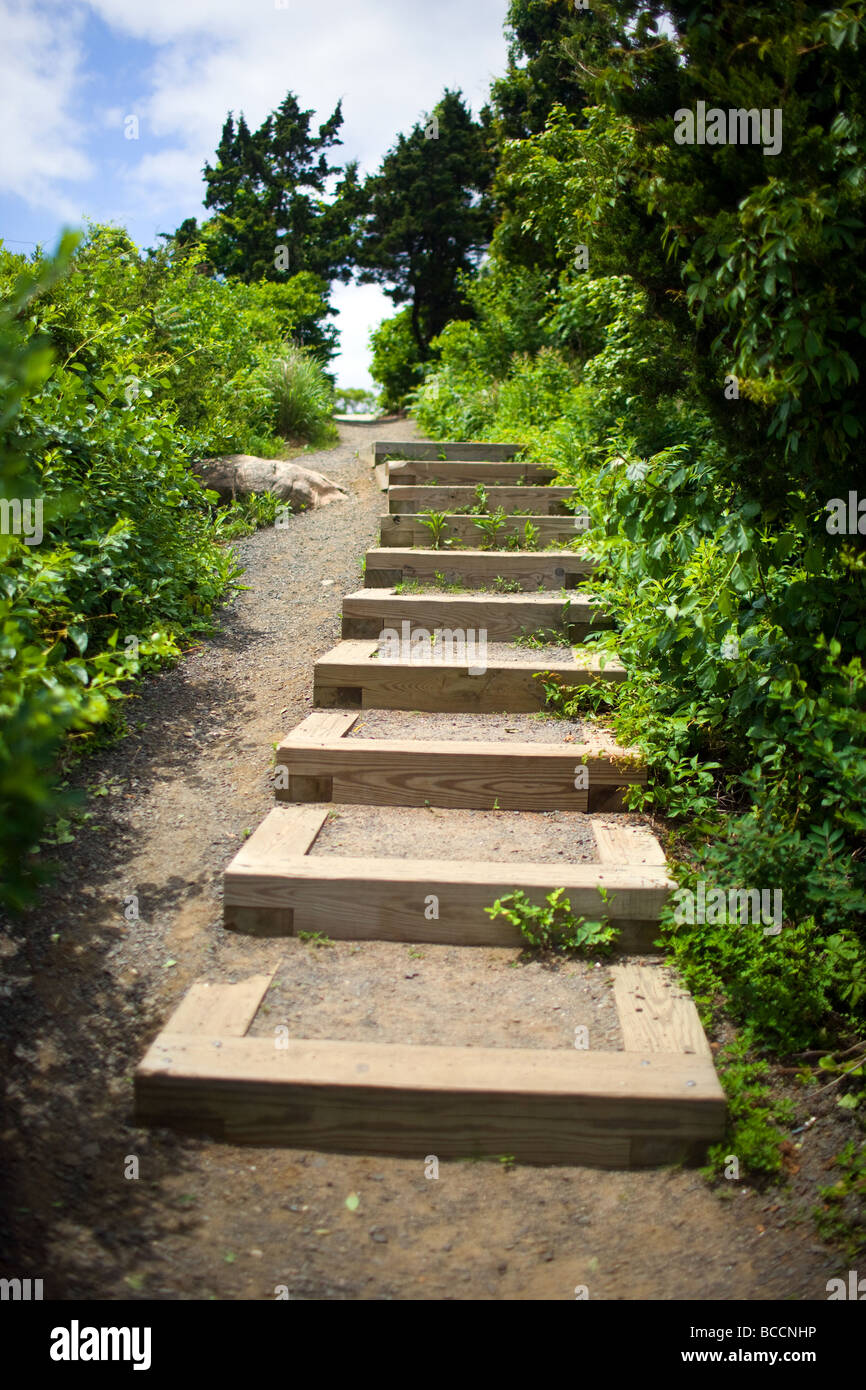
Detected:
left=345, top=709, right=630, bottom=757
left=309, top=805, right=600, bottom=863
left=248, top=944, right=625, bottom=1052
left=0, top=420, right=853, bottom=1302
left=373, top=639, right=575, bottom=664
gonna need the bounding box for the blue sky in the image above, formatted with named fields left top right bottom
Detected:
left=0, top=0, right=510, bottom=388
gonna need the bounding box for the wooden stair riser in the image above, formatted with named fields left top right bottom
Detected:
left=369, top=441, right=521, bottom=463
left=135, top=1036, right=724, bottom=1166
left=314, top=641, right=625, bottom=713
left=224, top=862, right=670, bottom=951
left=341, top=589, right=610, bottom=642
left=276, top=715, right=644, bottom=812
left=388, top=486, right=575, bottom=516
left=364, top=548, right=595, bottom=591
left=276, top=739, right=645, bottom=812
left=135, top=962, right=723, bottom=1168
left=380, top=514, right=586, bottom=548
left=388, top=461, right=555, bottom=486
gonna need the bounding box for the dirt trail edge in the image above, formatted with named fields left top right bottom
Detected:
left=0, top=422, right=842, bottom=1301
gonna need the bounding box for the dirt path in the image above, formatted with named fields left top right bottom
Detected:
left=0, top=422, right=847, bottom=1301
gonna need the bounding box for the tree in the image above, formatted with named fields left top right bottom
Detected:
left=580, top=0, right=866, bottom=513
left=198, top=92, right=360, bottom=286
left=490, top=0, right=625, bottom=139
left=369, top=309, right=426, bottom=411
left=355, top=90, right=495, bottom=360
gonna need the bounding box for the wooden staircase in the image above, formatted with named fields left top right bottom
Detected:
left=135, top=439, right=725, bottom=1167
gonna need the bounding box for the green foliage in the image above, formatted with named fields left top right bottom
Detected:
left=705, top=1040, right=795, bottom=1178
left=485, top=886, right=616, bottom=954
left=473, top=508, right=509, bottom=550
left=417, top=510, right=453, bottom=550
left=200, top=91, right=360, bottom=288
left=335, top=387, right=378, bottom=415
left=369, top=309, right=425, bottom=411
left=357, top=90, right=494, bottom=359
left=412, top=0, right=866, bottom=1058
left=814, top=1140, right=866, bottom=1257
left=0, top=224, right=330, bottom=905
left=252, top=345, right=335, bottom=442
left=490, top=0, right=627, bottom=140
left=513, top=618, right=570, bottom=649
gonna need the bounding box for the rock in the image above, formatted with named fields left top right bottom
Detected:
left=196, top=455, right=347, bottom=511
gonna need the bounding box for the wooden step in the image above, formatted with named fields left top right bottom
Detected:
left=222, top=806, right=672, bottom=948
left=276, top=712, right=646, bottom=812
left=364, top=548, right=595, bottom=591
left=369, top=440, right=520, bottom=463
left=340, top=588, right=609, bottom=641
left=388, top=486, right=575, bottom=516
left=380, top=514, right=585, bottom=548
left=388, top=460, right=554, bottom=486
left=135, top=1033, right=724, bottom=1166
left=313, top=639, right=625, bottom=713
left=135, top=959, right=723, bottom=1167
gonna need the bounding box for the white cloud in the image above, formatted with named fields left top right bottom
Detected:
left=2, top=0, right=508, bottom=374
left=0, top=1, right=92, bottom=217
left=329, top=280, right=394, bottom=391
left=88, top=0, right=507, bottom=182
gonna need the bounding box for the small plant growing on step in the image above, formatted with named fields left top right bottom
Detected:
left=473, top=508, right=508, bottom=550
left=493, top=575, right=522, bottom=594
left=523, top=520, right=540, bottom=549
left=513, top=627, right=565, bottom=650
left=486, top=887, right=617, bottom=954
left=419, top=510, right=453, bottom=549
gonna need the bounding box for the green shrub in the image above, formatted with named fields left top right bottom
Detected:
left=485, top=887, right=616, bottom=954
left=0, top=224, right=334, bottom=905
left=253, top=345, right=335, bottom=442
left=408, top=77, right=866, bottom=1052
left=369, top=309, right=425, bottom=412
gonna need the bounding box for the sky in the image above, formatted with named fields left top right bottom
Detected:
left=0, top=0, right=511, bottom=389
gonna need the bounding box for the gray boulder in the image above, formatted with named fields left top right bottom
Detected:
left=197, top=455, right=347, bottom=511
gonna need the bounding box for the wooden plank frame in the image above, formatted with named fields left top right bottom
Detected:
left=364, top=547, right=596, bottom=591
left=222, top=805, right=672, bottom=949
left=388, top=486, right=576, bottom=516
left=340, top=588, right=610, bottom=642
left=134, top=964, right=724, bottom=1167
left=388, top=461, right=555, bottom=486
left=369, top=441, right=521, bottom=463
left=274, top=712, right=646, bottom=813
left=380, top=514, right=584, bottom=548
left=313, top=639, right=625, bottom=713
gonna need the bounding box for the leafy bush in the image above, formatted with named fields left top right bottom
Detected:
left=369, top=309, right=425, bottom=411
left=410, top=2, right=866, bottom=1054
left=252, top=345, right=335, bottom=443
left=0, top=224, right=333, bottom=905
left=485, top=887, right=616, bottom=954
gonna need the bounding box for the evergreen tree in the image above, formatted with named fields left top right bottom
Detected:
left=356, top=90, right=494, bottom=360
left=490, top=0, right=624, bottom=139
left=199, top=93, right=359, bottom=286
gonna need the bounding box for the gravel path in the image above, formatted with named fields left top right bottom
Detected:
left=0, top=420, right=847, bottom=1303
